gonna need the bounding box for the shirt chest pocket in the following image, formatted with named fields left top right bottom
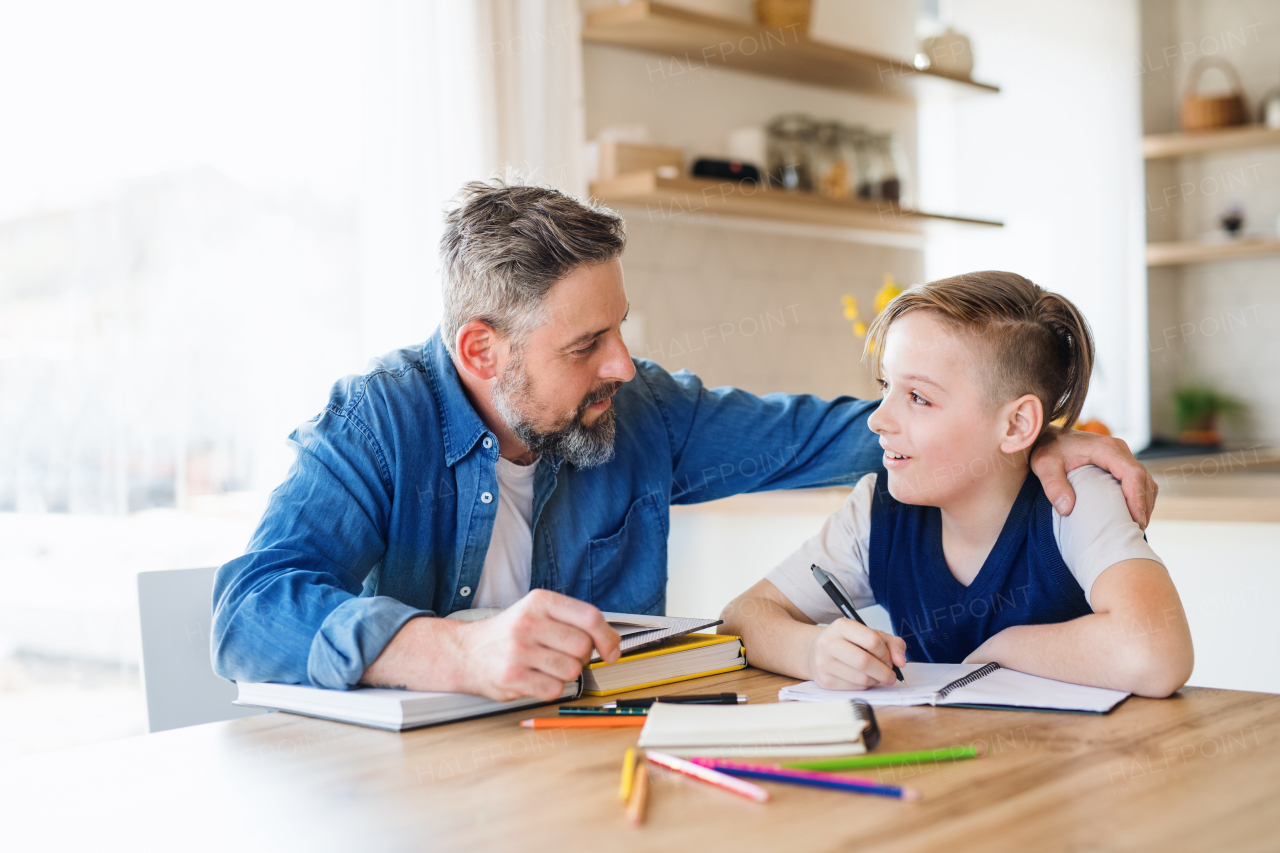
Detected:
left=587, top=491, right=668, bottom=614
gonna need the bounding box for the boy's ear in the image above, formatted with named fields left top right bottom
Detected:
left=999, top=394, right=1044, bottom=454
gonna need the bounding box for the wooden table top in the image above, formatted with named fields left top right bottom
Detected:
left=5, top=668, right=1280, bottom=852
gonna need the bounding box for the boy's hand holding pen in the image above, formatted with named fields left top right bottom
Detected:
left=809, top=566, right=907, bottom=689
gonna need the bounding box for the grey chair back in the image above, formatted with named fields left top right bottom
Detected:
left=137, top=567, right=268, bottom=733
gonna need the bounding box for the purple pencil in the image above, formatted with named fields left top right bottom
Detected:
left=688, top=757, right=921, bottom=800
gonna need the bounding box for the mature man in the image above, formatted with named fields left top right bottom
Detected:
left=212, top=179, right=1156, bottom=701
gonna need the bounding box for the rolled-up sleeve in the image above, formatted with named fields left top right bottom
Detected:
left=211, top=398, right=429, bottom=688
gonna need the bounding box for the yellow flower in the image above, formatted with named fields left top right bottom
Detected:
left=841, top=294, right=858, bottom=320
left=875, top=273, right=903, bottom=314
left=853, top=320, right=868, bottom=337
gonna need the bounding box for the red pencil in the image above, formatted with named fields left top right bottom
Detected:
left=519, top=716, right=646, bottom=729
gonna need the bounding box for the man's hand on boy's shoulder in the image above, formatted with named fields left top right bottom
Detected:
left=1030, top=428, right=1157, bottom=529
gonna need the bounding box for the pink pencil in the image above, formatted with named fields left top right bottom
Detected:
left=688, top=757, right=921, bottom=800
left=645, top=751, right=771, bottom=803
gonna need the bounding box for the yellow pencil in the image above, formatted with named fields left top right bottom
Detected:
left=626, top=760, right=649, bottom=826
left=619, top=748, right=636, bottom=801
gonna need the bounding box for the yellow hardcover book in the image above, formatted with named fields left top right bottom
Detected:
left=583, top=633, right=748, bottom=697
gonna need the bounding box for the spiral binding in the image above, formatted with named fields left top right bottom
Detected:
left=936, top=662, right=1002, bottom=700
left=850, top=700, right=880, bottom=750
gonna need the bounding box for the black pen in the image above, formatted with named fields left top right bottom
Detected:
left=811, top=564, right=904, bottom=682
left=603, top=693, right=746, bottom=709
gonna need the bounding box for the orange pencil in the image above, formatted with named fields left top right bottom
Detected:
left=626, top=760, right=650, bottom=826
left=519, top=716, right=646, bottom=729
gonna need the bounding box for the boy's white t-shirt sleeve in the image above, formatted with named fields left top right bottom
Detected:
left=764, top=472, right=878, bottom=623
left=1053, top=464, right=1164, bottom=607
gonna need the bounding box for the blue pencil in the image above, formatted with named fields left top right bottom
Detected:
left=688, top=757, right=921, bottom=800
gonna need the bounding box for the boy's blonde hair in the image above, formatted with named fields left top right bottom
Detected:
left=864, top=271, right=1095, bottom=429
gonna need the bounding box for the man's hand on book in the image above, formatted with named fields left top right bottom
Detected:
left=458, top=590, right=622, bottom=701
left=360, top=590, right=621, bottom=700
left=807, top=619, right=907, bottom=691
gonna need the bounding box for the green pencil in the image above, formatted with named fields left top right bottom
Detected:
left=782, top=744, right=984, bottom=771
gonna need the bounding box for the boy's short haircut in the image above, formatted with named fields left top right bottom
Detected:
left=864, top=271, right=1095, bottom=429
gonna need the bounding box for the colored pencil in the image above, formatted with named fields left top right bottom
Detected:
left=783, top=744, right=984, bottom=772
left=619, top=748, right=637, bottom=801
left=688, top=757, right=921, bottom=800
left=560, top=706, right=648, bottom=716
left=626, top=760, right=649, bottom=826
left=645, top=751, right=771, bottom=803
left=519, top=716, right=646, bottom=729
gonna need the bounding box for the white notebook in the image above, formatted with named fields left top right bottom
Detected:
left=235, top=678, right=581, bottom=731
left=779, top=662, right=1129, bottom=714
left=636, top=700, right=869, bottom=757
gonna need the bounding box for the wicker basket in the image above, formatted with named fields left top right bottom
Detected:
left=755, top=0, right=811, bottom=34
left=1181, top=57, right=1248, bottom=131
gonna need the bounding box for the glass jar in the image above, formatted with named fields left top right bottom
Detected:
left=856, top=131, right=886, bottom=200
left=865, top=133, right=902, bottom=204
left=838, top=125, right=869, bottom=201
left=811, top=121, right=850, bottom=199
left=766, top=114, right=816, bottom=192
left=885, top=132, right=913, bottom=208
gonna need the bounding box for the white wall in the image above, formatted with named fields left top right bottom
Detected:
left=918, top=0, right=1150, bottom=447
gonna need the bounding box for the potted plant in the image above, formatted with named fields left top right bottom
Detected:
left=1172, top=384, right=1243, bottom=446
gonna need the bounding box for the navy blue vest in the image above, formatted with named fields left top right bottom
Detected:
left=867, top=470, right=1093, bottom=664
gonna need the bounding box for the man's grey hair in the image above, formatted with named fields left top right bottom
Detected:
left=439, top=177, right=627, bottom=357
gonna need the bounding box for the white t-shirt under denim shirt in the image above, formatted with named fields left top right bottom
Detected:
left=473, top=456, right=540, bottom=609
left=766, top=465, right=1164, bottom=625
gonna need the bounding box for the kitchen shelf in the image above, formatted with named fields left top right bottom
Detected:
left=582, top=1, right=999, bottom=100
left=1143, top=125, right=1280, bottom=159
left=590, top=171, right=1003, bottom=233
left=1146, top=238, right=1280, bottom=267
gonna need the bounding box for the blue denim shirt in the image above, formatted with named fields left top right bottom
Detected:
left=212, top=330, right=881, bottom=688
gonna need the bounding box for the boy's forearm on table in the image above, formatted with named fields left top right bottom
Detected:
left=970, top=610, right=1192, bottom=697
left=722, top=596, right=819, bottom=682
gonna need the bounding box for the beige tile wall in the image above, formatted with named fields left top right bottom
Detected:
left=618, top=216, right=924, bottom=401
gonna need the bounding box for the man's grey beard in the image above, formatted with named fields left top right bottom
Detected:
left=492, top=354, right=620, bottom=469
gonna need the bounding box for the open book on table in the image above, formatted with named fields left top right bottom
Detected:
left=779, top=662, right=1130, bottom=714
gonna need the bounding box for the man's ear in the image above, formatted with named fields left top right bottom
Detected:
left=455, top=321, right=504, bottom=381
left=999, top=394, right=1044, bottom=455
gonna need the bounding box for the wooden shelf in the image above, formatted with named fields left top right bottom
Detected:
left=1147, top=238, right=1280, bottom=267
left=590, top=171, right=1003, bottom=233
left=1143, top=125, right=1280, bottom=159
left=582, top=1, right=999, bottom=100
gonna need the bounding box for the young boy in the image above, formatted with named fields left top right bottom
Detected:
left=720, top=272, right=1193, bottom=698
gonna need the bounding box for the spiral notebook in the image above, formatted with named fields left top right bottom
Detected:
left=779, top=662, right=1129, bottom=714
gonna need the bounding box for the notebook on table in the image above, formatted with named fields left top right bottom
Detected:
left=582, top=632, right=746, bottom=696
left=779, top=662, right=1130, bottom=714
left=636, top=699, right=871, bottom=757
left=234, top=678, right=581, bottom=732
